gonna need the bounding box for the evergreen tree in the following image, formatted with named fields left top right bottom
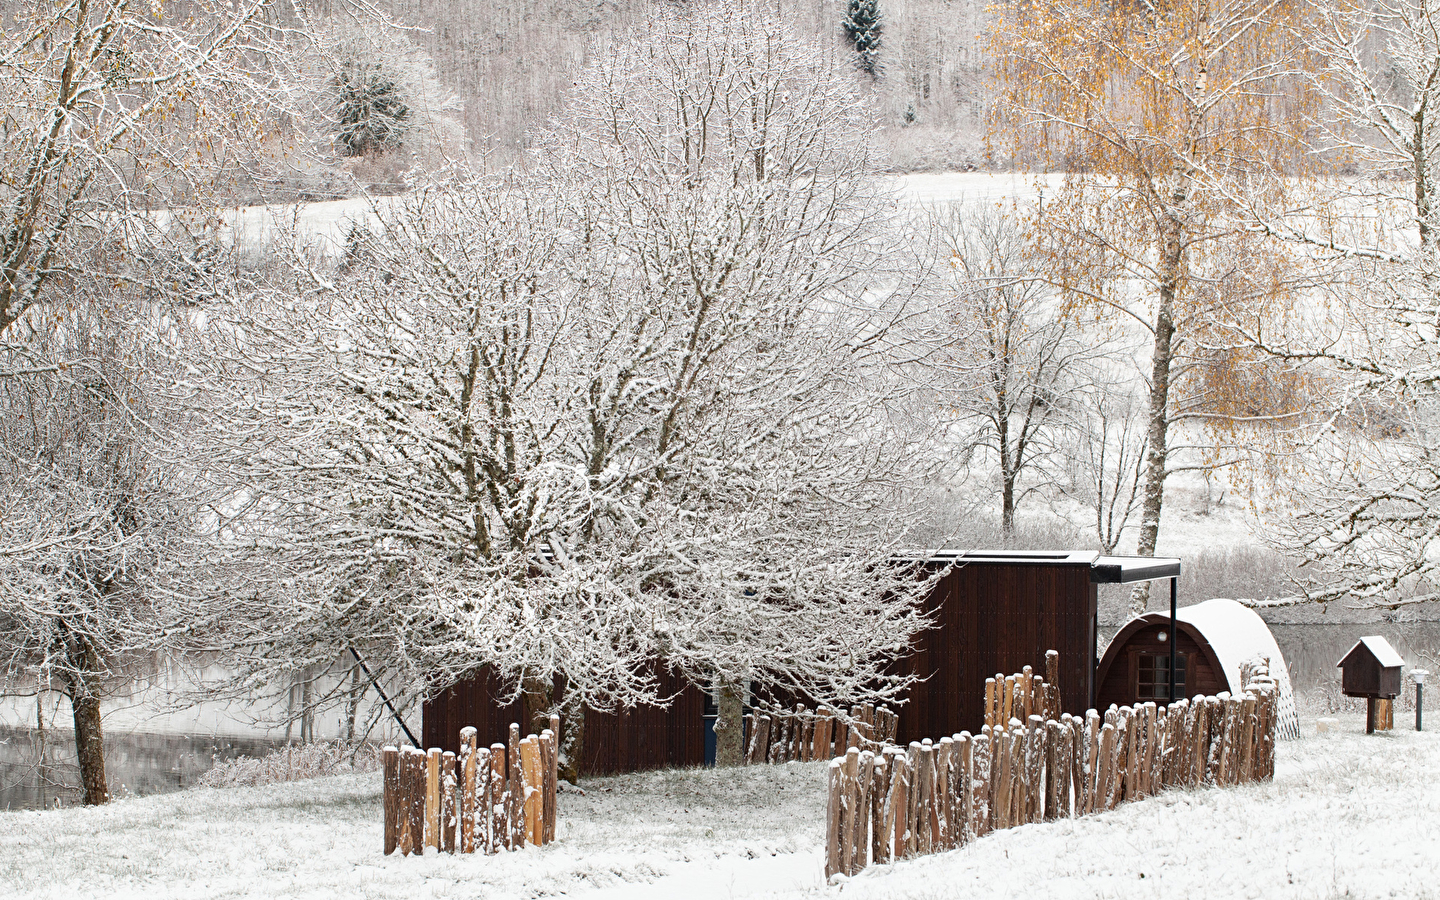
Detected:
left=842, top=0, right=883, bottom=78
left=334, top=57, right=411, bottom=157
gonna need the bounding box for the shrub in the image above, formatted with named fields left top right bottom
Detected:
left=197, top=741, right=379, bottom=789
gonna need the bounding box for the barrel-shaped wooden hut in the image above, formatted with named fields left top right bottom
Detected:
left=1096, top=597, right=1300, bottom=738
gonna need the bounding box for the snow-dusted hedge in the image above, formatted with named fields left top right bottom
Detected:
left=198, top=741, right=379, bottom=788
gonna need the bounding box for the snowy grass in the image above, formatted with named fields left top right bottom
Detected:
left=2, top=715, right=1436, bottom=899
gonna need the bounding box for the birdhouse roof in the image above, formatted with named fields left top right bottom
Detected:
left=1339, top=635, right=1405, bottom=670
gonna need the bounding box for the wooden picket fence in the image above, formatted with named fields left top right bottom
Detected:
left=745, top=702, right=900, bottom=765
left=383, top=716, right=559, bottom=856
left=823, top=655, right=1280, bottom=879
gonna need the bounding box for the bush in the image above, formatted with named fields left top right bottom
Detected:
left=197, top=741, right=379, bottom=789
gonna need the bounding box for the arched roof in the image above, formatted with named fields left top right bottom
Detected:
left=1100, top=598, right=1299, bottom=740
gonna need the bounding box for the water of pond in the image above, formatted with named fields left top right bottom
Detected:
left=0, top=728, right=279, bottom=811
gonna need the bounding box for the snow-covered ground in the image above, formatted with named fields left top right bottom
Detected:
left=3, top=712, right=1435, bottom=900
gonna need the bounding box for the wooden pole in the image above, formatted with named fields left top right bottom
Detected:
left=489, top=742, right=507, bottom=852
left=840, top=748, right=859, bottom=874
left=800, top=707, right=814, bottom=763
left=406, top=747, right=426, bottom=856
left=814, top=709, right=833, bottom=761
left=957, top=734, right=973, bottom=845
left=890, top=749, right=910, bottom=858
left=871, top=753, right=890, bottom=865
left=985, top=679, right=996, bottom=731
left=539, top=730, right=555, bottom=844
left=441, top=751, right=457, bottom=853
left=1046, top=650, right=1060, bottom=712
left=937, top=737, right=953, bottom=849
left=972, top=731, right=990, bottom=836
left=383, top=746, right=400, bottom=855
left=547, top=715, right=560, bottom=842
left=426, top=748, right=441, bottom=852
left=520, top=736, right=542, bottom=846
left=508, top=724, right=524, bottom=848
left=853, top=750, right=875, bottom=873
left=459, top=729, right=477, bottom=854
left=825, top=759, right=843, bottom=879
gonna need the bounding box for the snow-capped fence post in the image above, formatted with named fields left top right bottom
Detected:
left=488, top=742, right=506, bottom=852
left=403, top=746, right=425, bottom=855
left=459, top=728, right=478, bottom=854
left=441, top=751, right=457, bottom=852
left=520, top=736, right=542, bottom=846
left=871, top=752, right=890, bottom=864
left=814, top=708, right=833, bottom=760
left=425, top=748, right=441, bottom=852
left=825, top=758, right=843, bottom=879
left=383, top=746, right=400, bottom=855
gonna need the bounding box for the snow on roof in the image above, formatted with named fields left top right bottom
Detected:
left=1341, top=635, right=1406, bottom=670
left=1175, top=598, right=1300, bottom=740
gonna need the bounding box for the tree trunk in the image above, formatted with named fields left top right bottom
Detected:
left=62, top=639, right=109, bottom=806
left=523, top=675, right=585, bottom=783
left=343, top=662, right=363, bottom=746
left=714, top=678, right=746, bottom=767
left=1129, top=212, right=1182, bottom=617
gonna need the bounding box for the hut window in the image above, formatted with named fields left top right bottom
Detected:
left=1136, top=653, right=1187, bottom=701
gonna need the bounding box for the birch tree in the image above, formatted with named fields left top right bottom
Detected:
left=991, top=0, right=1321, bottom=612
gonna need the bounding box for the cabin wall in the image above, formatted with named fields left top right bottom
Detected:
left=895, top=562, right=1097, bottom=744
left=1096, top=626, right=1226, bottom=710
left=423, top=665, right=705, bottom=776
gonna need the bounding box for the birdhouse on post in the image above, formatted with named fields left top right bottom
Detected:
left=1337, top=636, right=1405, bottom=734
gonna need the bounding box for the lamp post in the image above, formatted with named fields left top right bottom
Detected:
left=1413, top=669, right=1429, bottom=732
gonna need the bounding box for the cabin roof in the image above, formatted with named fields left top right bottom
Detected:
left=906, top=550, right=1181, bottom=583
left=1339, top=635, right=1405, bottom=670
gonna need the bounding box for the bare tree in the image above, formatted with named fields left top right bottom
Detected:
left=197, top=4, right=934, bottom=776
left=0, top=291, right=203, bottom=806
left=915, top=203, right=1091, bottom=540
left=1063, top=380, right=1150, bottom=554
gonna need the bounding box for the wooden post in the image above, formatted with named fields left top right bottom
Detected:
left=441, top=751, right=457, bottom=853
left=957, top=734, right=973, bottom=845
left=539, top=730, right=555, bottom=844
left=508, top=724, right=524, bottom=848
left=871, top=753, right=890, bottom=865
left=743, top=714, right=756, bottom=764
left=520, top=736, right=542, bottom=846
left=825, top=759, right=843, bottom=880
left=1044, top=721, right=1060, bottom=821
left=832, top=715, right=847, bottom=758
left=753, top=715, right=772, bottom=764
left=407, top=747, right=427, bottom=856
left=547, top=716, right=560, bottom=842
left=383, top=746, right=400, bottom=855
left=1002, top=676, right=1015, bottom=728
left=799, top=706, right=814, bottom=762
left=1046, top=650, right=1060, bottom=708
left=1066, top=716, right=1082, bottom=818
left=773, top=712, right=790, bottom=763
left=1238, top=694, right=1257, bottom=783
left=840, top=748, right=859, bottom=874
left=1027, top=715, right=1045, bottom=822
left=985, top=679, right=996, bottom=730
left=995, top=728, right=1013, bottom=830
left=489, top=742, right=507, bottom=852
left=971, top=731, right=989, bottom=836
left=937, top=737, right=953, bottom=849
left=853, top=750, right=874, bottom=873
left=890, top=749, right=910, bottom=858
left=814, top=708, right=833, bottom=761
left=425, top=748, right=441, bottom=852
left=459, top=729, right=477, bottom=854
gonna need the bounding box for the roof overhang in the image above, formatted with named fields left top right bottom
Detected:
left=902, top=550, right=1180, bottom=584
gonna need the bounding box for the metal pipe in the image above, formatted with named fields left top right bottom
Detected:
left=350, top=646, right=420, bottom=747
left=1169, top=576, right=1178, bottom=704
left=1419, top=682, right=1425, bottom=732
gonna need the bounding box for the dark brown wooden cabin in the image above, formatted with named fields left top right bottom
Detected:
left=422, top=550, right=1180, bottom=775
left=423, top=663, right=706, bottom=775
left=1095, top=613, right=1229, bottom=710
left=1338, top=636, right=1404, bottom=699
left=893, top=551, right=1179, bottom=744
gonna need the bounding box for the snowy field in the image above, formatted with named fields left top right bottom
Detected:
left=2, top=712, right=1435, bottom=900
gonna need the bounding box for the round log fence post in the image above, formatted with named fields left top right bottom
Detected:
left=383, top=746, right=399, bottom=855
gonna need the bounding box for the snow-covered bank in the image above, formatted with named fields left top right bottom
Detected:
left=2, top=713, right=1436, bottom=899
